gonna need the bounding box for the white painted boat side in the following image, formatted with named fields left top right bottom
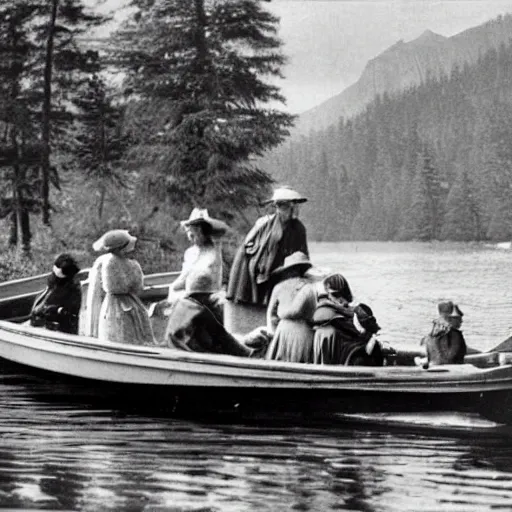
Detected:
left=0, top=320, right=510, bottom=393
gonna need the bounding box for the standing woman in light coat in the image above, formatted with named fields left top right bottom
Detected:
left=82, top=229, right=155, bottom=345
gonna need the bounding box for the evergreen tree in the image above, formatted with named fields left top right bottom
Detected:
left=73, top=74, right=132, bottom=221
left=113, top=0, right=294, bottom=217
left=0, top=2, right=41, bottom=254
left=441, top=167, right=480, bottom=240
left=33, top=0, right=106, bottom=225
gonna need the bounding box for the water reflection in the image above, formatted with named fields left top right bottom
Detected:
left=2, top=359, right=512, bottom=512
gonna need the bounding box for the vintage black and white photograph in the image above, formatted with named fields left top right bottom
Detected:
left=1, top=0, right=512, bottom=510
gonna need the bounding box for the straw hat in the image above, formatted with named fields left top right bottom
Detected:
left=180, top=208, right=230, bottom=235
left=92, top=229, right=137, bottom=253
left=271, top=251, right=312, bottom=277
left=263, top=186, right=308, bottom=205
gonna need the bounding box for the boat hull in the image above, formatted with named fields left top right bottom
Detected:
left=0, top=320, right=511, bottom=422
left=0, top=270, right=511, bottom=423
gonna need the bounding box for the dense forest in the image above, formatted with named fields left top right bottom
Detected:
left=263, top=40, right=512, bottom=242
left=0, top=0, right=293, bottom=278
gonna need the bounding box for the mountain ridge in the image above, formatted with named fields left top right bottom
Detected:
left=294, top=14, right=512, bottom=134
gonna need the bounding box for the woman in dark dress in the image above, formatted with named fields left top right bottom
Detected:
left=227, top=186, right=309, bottom=307
left=30, top=253, right=82, bottom=334
left=312, top=273, right=382, bottom=366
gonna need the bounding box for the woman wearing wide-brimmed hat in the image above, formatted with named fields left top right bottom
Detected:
left=81, top=229, right=155, bottom=345
left=226, top=186, right=310, bottom=309
left=264, top=251, right=317, bottom=363
left=168, top=208, right=229, bottom=301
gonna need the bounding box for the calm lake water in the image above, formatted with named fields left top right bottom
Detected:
left=1, top=241, right=512, bottom=512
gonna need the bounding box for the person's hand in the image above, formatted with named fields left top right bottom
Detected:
left=42, top=305, right=59, bottom=315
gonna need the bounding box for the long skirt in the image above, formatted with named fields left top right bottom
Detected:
left=313, top=325, right=359, bottom=365
left=265, top=319, right=314, bottom=363
left=98, top=293, right=155, bottom=345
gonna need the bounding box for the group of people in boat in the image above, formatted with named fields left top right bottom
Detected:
left=28, top=185, right=467, bottom=367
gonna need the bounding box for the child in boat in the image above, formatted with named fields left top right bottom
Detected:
left=265, top=251, right=317, bottom=363
left=421, top=301, right=467, bottom=365
left=312, top=273, right=383, bottom=365
left=163, top=272, right=255, bottom=357
left=30, top=253, right=81, bottom=334
left=81, top=229, right=155, bottom=345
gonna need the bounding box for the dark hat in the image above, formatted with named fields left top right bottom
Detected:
left=438, top=300, right=464, bottom=318
left=323, top=273, right=353, bottom=303
left=353, top=303, right=381, bottom=334
left=271, top=251, right=312, bottom=278
left=53, top=253, right=80, bottom=278
left=180, top=208, right=230, bottom=235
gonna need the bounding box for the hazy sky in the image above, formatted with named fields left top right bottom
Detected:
left=97, top=0, right=512, bottom=113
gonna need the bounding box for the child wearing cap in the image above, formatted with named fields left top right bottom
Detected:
left=421, top=300, right=467, bottom=365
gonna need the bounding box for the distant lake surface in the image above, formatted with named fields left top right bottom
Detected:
left=1, top=241, right=512, bottom=512
left=313, top=241, right=512, bottom=351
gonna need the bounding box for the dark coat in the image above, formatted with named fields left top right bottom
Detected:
left=164, top=296, right=253, bottom=357
left=312, top=298, right=382, bottom=365
left=227, top=214, right=309, bottom=306
left=422, top=318, right=467, bottom=365
left=30, top=275, right=82, bottom=334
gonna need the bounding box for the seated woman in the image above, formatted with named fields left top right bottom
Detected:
left=82, top=229, right=155, bottom=345
left=421, top=300, right=467, bottom=365
left=153, top=208, right=228, bottom=323
left=312, top=273, right=382, bottom=365
left=30, top=253, right=81, bottom=334
left=265, top=251, right=317, bottom=363
left=163, top=272, right=254, bottom=357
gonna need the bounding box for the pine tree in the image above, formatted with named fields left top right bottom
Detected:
left=113, top=0, right=294, bottom=217
left=441, top=167, right=480, bottom=240
left=0, top=2, right=41, bottom=254
left=72, top=74, right=132, bottom=221
left=35, top=0, right=106, bottom=225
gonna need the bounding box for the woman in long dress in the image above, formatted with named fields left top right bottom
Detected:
left=82, top=229, right=155, bottom=345
left=265, top=252, right=317, bottom=363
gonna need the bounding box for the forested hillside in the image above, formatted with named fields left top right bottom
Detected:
left=263, top=41, right=512, bottom=242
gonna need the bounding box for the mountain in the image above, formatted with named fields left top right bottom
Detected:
left=294, top=14, right=512, bottom=134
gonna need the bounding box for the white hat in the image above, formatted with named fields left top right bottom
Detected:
left=92, top=230, right=137, bottom=253
left=264, top=186, right=308, bottom=205
left=180, top=208, right=230, bottom=235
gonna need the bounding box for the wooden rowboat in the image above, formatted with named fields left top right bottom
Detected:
left=0, top=270, right=511, bottom=424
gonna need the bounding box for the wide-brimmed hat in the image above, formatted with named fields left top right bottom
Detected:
left=180, top=208, right=230, bottom=235
left=271, top=251, right=312, bottom=278
left=92, top=229, right=137, bottom=253
left=263, top=186, right=308, bottom=205
left=438, top=300, right=464, bottom=318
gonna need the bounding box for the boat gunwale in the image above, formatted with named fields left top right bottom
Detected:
left=1, top=320, right=512, bottom=391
